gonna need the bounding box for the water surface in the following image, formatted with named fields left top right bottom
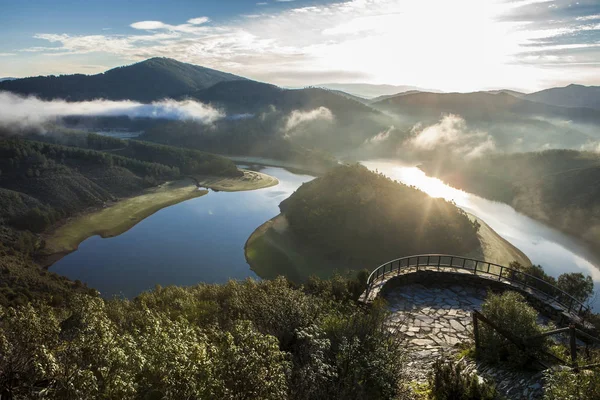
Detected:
left=51, top=166, right=314, bottom=298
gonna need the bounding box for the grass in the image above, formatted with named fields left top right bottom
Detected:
left=245, top=215, right=356, bottom=283
left=465, top=214, right=531, bottom=267
left=196, top=169, right=278, bottom=192
left=44, top=179, right=208, bottom=255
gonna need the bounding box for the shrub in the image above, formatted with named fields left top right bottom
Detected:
left=477, top=291, right=548, bottom=368
left=543, top=367, right=600, bottom=400
left=428, top=359, right=497, bottom=400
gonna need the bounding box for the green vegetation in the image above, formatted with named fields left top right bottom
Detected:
left=477, top=292, right=549, bottom=368
left=420, top=150, right=600, bottom=252
left=427, top=359, right=497, bottom=400
left=0, top=276, right=415, bottom=400
left=509, top=261, right=595, bottom=305
left=543, top=361, right=600, bottom=400
left=276, top=164, right=478, bottom=273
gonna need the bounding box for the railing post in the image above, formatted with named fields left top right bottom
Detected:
left=473, top=312, right=480, bottom=353
left=570, top=325, right=577, bottom=368
left=450, top=256, right=453, bottom=269
left=427, top=256, right=430, bottom=269
left=437, top=256, right=441, bottom=271
left=474, top=261, right=478, bottom=275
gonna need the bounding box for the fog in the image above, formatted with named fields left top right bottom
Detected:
left=0, top=91, right=224, bottom=132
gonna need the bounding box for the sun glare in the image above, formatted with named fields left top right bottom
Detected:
left=392, top=167, right=469, bottom=205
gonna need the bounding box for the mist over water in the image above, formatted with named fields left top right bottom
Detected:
left=362, top=160, right=600, bottom=310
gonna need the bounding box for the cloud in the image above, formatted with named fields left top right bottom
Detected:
left=364, top=125, right=394, bottom=145
left=13, top=0, right=600, bottom=90
left=0, top=53, right=16, bottom=57
left=0, top=91, right=224, bottom=132
left=187, top=17, right=210, bottom=25
left=581, top=141, right=600, bottom=153
left=284, top=107, right=333, bottom=132
left=130, top=21, right=168, bottom=30
left=407, top=114, right=496, bottom=159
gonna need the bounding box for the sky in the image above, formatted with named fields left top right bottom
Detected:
left=0, top=0, right=599, bottom=92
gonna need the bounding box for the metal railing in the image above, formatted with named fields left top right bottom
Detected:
left=365, top=254, right=591, bottom=318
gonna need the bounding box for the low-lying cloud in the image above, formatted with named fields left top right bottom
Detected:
left=284, top=107, right=334, bottom=132
left=407, top=114, right=496, bottom=159
left=364, top=125, right=394, bottom=145
left=0, top=91, right=224, bottom=132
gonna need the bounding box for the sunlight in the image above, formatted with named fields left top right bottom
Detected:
left=391, top=167, right=470, bottom=205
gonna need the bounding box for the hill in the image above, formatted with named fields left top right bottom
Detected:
left=0, top=58, right=244, bottom=102
left=420, top=150, right=600, bottom=252
left=0, top=77, right=16, bottom=82
left=316, top=83, right=442, bottom=98
left=524, top=84, right=600, bottom=110
left=246, top=164, right=480, bottom=281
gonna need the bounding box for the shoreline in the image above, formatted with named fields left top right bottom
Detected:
left=41, top=169, right=279, bottom=268
left=223, top=155, right=330, bottom=176
left=245, top=213, right=532, bottom=282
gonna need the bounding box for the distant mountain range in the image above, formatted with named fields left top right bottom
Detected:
left=316, top=83, right=443, bottom=99
left=0, top=58, right=245, bottom=102
left=524, top=84, right=600, bottom=110
left=1, top=57, right=599, bottom=155
left=0, top=77, right=16, bottom=82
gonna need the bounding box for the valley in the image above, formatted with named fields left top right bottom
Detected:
left=1, top=53, right=600, bottom=399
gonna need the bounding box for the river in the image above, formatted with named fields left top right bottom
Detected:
left=51, top=166, right=314, bottom=298
left=52, top=161, right=600, bottom=308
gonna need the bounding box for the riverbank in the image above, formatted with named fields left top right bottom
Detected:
left=225, top=155, right=333, bottom=176
left=245, top=213, right=531, bottom=283
left=42, top=179, right=208, bottom=259
left=196, top=169, right=278, bottom=191
left=466, top=214, right=531, bottom=267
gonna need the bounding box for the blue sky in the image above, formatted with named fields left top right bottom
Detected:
left=1, top=0, right=599, bottom=91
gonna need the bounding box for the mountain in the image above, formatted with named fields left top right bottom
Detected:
left=139, top=80, right=394, bottom=155
left=368, top=90, right=425, bottom=104
left=372, top=91, right=600, bottom=123
left=524, top=84, right=600, bottom=110
left=0, top=58, right=245, bottom=102
left=0, top=77, right=16, bottom=82
left=486, top=89, right=525, bottom=97
left=371, top=91, right=600, bottom=152
left=316, top=83, right=442, bottom=99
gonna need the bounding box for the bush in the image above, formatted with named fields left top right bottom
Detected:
left=428, top=359, right=497, bottom=400
left=543, top=367, right=600, bottom=400
left=477, top=291, right=548, bottom=368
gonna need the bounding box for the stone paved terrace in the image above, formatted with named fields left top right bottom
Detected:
left=384, top=282, right=546, bottom=400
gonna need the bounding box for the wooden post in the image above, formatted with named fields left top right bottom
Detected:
left=570, top=325, right=577, bottom=367
left=473, top=312, right=480, bottom=353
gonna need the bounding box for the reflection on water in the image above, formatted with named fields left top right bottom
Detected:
left=363, top=160, right=600, bottom=309
left=51, top=166, right=314, bottom=298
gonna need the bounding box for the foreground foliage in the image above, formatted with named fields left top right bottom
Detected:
left=543, top=366, right=600, bottom=400
left=477, top=291, right=548, bottom=368
left=0, top=276, right=413, bottom=400
left=428, top=359, right=497, bottom=400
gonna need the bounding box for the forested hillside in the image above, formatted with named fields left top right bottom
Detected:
left=280, top=164, right=480, bottom=268
left=420, top=150, right=600, bottom=250
left=0, top=58, right=244, bottom=102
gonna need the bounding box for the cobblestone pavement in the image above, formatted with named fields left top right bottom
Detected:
left=383, top=283, right=545, bottom=400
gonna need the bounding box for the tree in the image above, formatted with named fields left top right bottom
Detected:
left=557, top=272, right=594, bottom=303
